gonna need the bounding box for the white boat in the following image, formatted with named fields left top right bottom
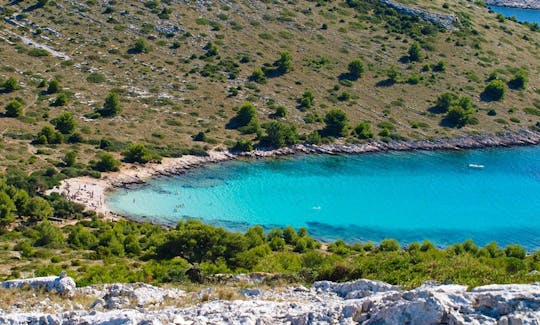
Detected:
left=468, top=163, right=484, bottom=169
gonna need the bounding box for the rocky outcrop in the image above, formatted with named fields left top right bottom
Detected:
left=2, top=277, right=540, bottom=324
left=0, top=271, right=76, bottom=295
left=485, top=0, right=540, bottom=9
left=380, top=0, right=460, bottom=30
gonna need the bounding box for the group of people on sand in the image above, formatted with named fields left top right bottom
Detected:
left=59, top=183, right=104, bottom=210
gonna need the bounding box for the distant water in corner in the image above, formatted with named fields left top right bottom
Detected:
left=489, top=6, right=540, bottom=23
left=107, top=146, right=540, bottom=250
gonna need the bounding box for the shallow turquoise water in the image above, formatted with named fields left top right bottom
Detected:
left=107, top=146, right=540, bottom=249
left=489, top=6, right=540, bottom=23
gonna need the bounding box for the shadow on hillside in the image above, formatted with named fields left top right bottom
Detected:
left=375, top=79, right=395, bottom=87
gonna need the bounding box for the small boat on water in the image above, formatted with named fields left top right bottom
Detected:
left=468, top=163, right=484, bottom=169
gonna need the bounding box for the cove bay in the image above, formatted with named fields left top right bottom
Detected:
left=107, top=145, right=540, bottom=250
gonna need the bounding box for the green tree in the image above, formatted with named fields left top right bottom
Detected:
left=63, top=151, right=77, bottom=167
left=261, top=121, right=298, bottom=148
left=26, top=196, right=53, bottom=222
left=408, top=42, right=423, bottom=62
left=204, top=42, right=219, bottom=57
left=68, top=225, right=98, bottom=249
left=36, top=125, right=63, bottom=144
left=5, top=99, right=23, bottom=117
left=353, top=121, right=373, bottom=139
left=250, top=68, right=266, bottom=83
left=380, top=238, right=400, bottom=252
left=434, top=92, right=457, bottom=113
left=273, top=106, right=287, bottom=118
left=34, top=221, right=64, bottom=247
left=232, top=102, right=260, bottom=134
left=483, top=80, right=505, bottom=101
left=274, top=51, right=292, bottom=74
left=3, top=77, right=19, bottom=92
left=100, top=92, right=121, bottom=117
left=386, top=65, right=401, bottom=84
left=298, top=90, right=314, bottom=111
left=53, top=93, right=68, bottom=106
left=47, top=80, right=61, bottom=94
left=0, top=191, right=16, bottom=228
left=505, top=244, right=526, bottom=259
left=51, top=112, right=76, bottom=134
left=445, top=105, right=474, bottom=127
left=123, top=143, right=158, bottom=164
left=323, top=109, right=348, bottom=137
left=130, top=38, right=150, bottom=54
left=92, top=153, right=120, bottom=172
left=347, top=59, right=365, bottom=80
left=508, top=70, right=528, bottom=90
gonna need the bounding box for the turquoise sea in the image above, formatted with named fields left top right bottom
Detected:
left=489, top=6, right=540, bottom=24
left=107, top=146, right=540, bottom=250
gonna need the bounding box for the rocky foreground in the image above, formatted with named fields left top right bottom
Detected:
left=1, top=274, right=540, bottom=324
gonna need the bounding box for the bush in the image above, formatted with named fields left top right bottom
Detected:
left=36, top=125, right=64, bottom=144
left=298, top=90, right=314, bottom=110
left=129, top=38, right=150, bottom=54
left=434, top=92, right=457, bottom=113
left=483, top=80, right=505, bottom=101
left=250, top=68, right=266, bottom=83
left=230, top=139, right=253, bottom=152
left=433, top=60, right=446, bottom=72
left=47, top=80, right=61, bottom=94
left=322, top=109, right=348, bottom=137
left=230, top=102, right=260, bottom=134
left=92, top=153, right=120, bottom=172
left=505, top=244, right=526, bottom=259
left=379, top=238, right=400, bottom=252
left=100, top=92, right=121, bottom=117
left=52, top=93, right=68, bottom=106
left=347, top=59, right=364, bottom=80
left=261, top=121, right=298, bottom=148
left=353, top=121, right=373, bottom=139
left=26, top=196, right=53, bottom=222
left=5, top=99, right=23, bottom=117
left=3, top=77, right=19, bottom=92
left=508, top=70, right=528, bottom=90
left=123, top=143, right=160, bottom=164
left=51, top=112, right=76, bottom=134
left=408, top=42, right=423, bottom=62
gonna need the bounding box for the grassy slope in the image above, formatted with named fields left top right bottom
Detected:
left=0, top=0, right=539, bottom=172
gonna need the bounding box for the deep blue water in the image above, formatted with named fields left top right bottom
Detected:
left=489, top=6, right=540, bottom=24
left=107, top=146, right=540, bottom=250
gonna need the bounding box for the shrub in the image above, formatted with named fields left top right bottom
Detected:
left=408, top=42, right=423, bottom=62
left=36, top=125, right=63, bottom=144
left=63, top=151, right=77, bottom=167
left=26, top=196, right=53, bottom=222
left=483, top=80, right=505, bottom=101
left=261, top=121, right=298, bottom=148
left=273, top=105, right=287, bottom=118
left=273, top=51, right=292, bottom=74
left=3, top=77, right=19, bottom=92
left=322, top=109, right=348, bottom=137
left=380, top=238, right=400, bottom=252
left=505, top=244, right=526, bottom=259
left=434, top=92, right=457, bottom=113
left=298, top=90, right=314, bottom=110
left=353, top=121, right=373, bottom=139
left=129, top=38, right=150, bottom=54
left=5, top=99, right=23, bottom=117
left=230, top=102, right=260, bottom=134
left=123, top=143, right=160, bottom=164
left=433, top=60, right=446, bottom=72
left=100, top=92, right=121, bottom=117
left=508, top=70, right=528, bottom=90
left=230, top=139, right=253, bottom=152
left=47, top=80, right=61, bottom=94
left=347, top=59, right=365, bottom=80
left=51, top=112, right=76, bottom=134
left=52, top=93, right=68, bottom=106
left=92, top=153, right=120, bottom=172
left=250, top=68, right=266, bottom=83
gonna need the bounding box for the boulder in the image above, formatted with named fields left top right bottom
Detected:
left=0, top=271, right=76, bottom=295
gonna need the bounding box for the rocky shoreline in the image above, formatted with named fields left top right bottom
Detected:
left=1, top=274, right=540, bottom=324
left=485, top=0, right=540, bottom=10
left=50, top=129, right=540, bottom=219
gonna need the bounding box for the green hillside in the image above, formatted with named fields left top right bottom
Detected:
left=0, top=0, right=539, bottom=173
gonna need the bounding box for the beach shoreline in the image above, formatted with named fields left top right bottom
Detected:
left=49, top=129, right=540, bottom=219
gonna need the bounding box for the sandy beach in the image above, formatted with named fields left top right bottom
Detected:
left=48, top=150, right=236, bottom=217
left=49, top=129, right=540, bottom=219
